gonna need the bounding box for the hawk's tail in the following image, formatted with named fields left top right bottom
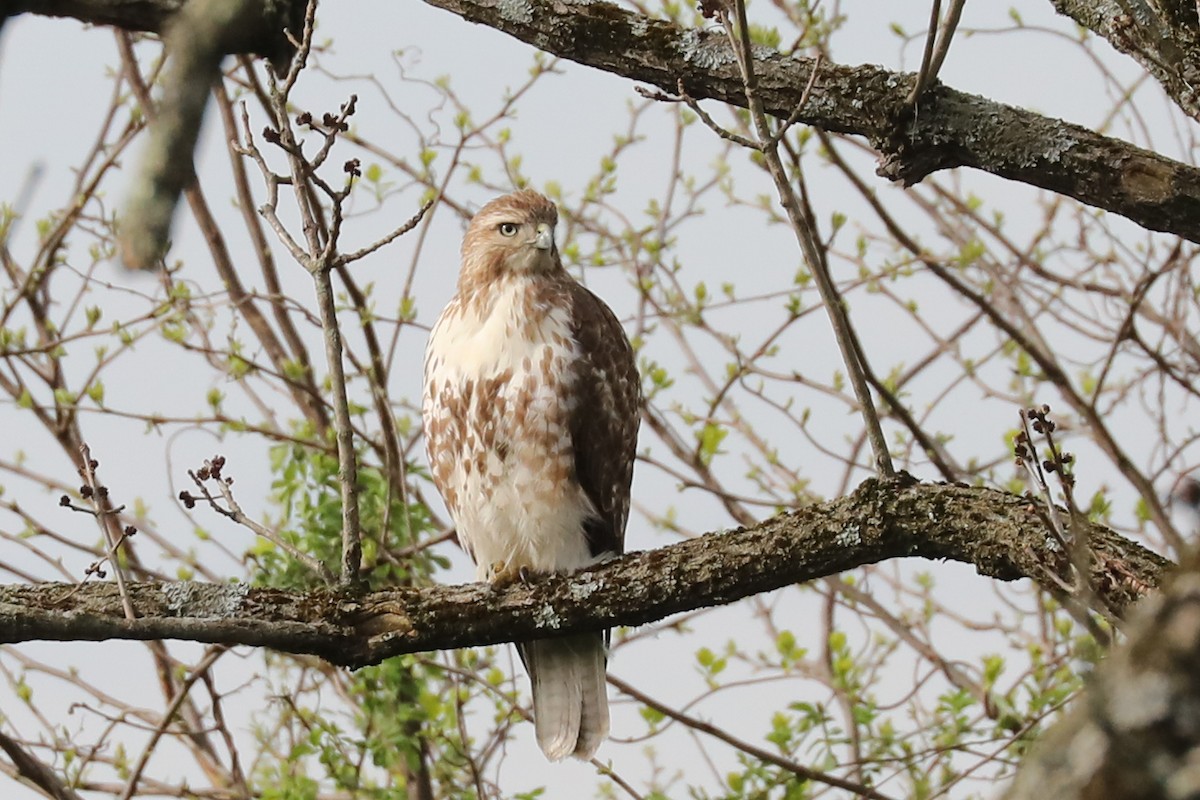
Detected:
left=519, top=633, right=609, bottom=761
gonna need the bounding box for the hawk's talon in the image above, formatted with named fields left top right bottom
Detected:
left=488, top=559, right=521, bottom=587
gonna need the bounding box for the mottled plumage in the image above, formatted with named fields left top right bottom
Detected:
left=422, top=190, right=640, bottom=760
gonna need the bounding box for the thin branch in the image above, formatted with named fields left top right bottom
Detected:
left=336, top=199, right=434, bottom=266
left=924, top=0, right=965, bottom=85
left=182, top=457, right=336, bottom=584
left=252, top=0, right=363, bottom=585
left=119, top=647, right=226, bottom=800
left=310, top=262, right=364, bottom=585
left=907, top=0, right=966, bottom=104
left=77, top=444, right=137, bottom=620
left=908, top=0, right=942, bottom=105
left=609, top=673, right=897, bottom=800
left=0, top=730, right=85, bottom=800
left=722, top=0, right=894, bottom=477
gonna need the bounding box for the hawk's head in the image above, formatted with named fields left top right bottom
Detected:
left=459, top=190, right=561, bottom=288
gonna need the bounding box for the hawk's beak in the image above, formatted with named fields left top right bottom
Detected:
left=534, top=223, right=553, bottom=251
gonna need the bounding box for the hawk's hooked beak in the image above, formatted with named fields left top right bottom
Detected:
left=534, top=223, right=553, bottom=251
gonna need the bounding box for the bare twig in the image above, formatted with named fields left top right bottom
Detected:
left=233, top=0, right=365, bottom=586
left=308, top=261, right=364, bottom=585
left=1015, top=409, right=1072, bottom=553
left=183, top=456, right=336, bottom=583
left=1016, top=406, right=1116, bottom=642
left=924, top=0, right=966, bottom=88
left=906, top=0, right=967, bottom=105
left=337, top=199, right=433, bottom=265
left=77, top=444, right=137, bottom=620
left=0, top=730, right=85, bottom=800
left=119, top=646, right=226, bottom=800
left=909, top=0, right=942, bottom=105
left=722, top=0, right=895, bottom=477
left=609, top=674, right=898, bottom=800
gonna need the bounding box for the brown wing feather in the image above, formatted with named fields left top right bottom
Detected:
left=567, top=282, right=641, bottom=558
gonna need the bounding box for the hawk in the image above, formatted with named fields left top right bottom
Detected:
left=422, top=190, right=641, bottom=761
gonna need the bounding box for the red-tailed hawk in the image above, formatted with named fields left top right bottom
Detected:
left=422, top=190, right=640, bottom=760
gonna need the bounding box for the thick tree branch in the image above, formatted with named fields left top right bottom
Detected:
left=14, top=0, right=1200, bottom=241
left=0, top=477, right=1169, bottom=669
left=7, top=0, right=297, bottom=60
left=1005, top=560, right=1200, bottom=799
left=415, top=0, right=1200, bottom=243
left=1051, top=0, right=1200, bottom=120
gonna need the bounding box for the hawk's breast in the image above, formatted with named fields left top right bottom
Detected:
left=422, top=277, right=598, bottom=577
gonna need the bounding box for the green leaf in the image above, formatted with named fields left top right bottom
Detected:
left=86, top=381, right=105, bottom=405
left=697, top=422, right=728, bottom=466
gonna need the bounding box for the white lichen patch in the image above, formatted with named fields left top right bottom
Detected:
left=568, top=573, right=602, bottom=600
left=1064, top=722, right=1108, bottom=782
left=674, top=27, right=779, bottom=74
left=834, top=525, right=861, bottom=548
left=676, top=29, right=737, bottom=70
left=498, top=0, right=534, bottom=24
left=160, top=581, right=249, bottom=619
left=1108, top=670, right=1171, bottom=730
left=1165, top=747, right=1200, bottom=799
left=534, top=603, right=563, bottom=629
left=630, top=16, right=648, bottom=36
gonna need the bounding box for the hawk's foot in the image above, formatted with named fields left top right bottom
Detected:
left=488, top=560, right=519, bottom=587
left=487, top=560, right=534, bottom=588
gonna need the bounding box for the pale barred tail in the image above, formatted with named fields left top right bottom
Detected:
left=520, top=633, right=609, bottom=760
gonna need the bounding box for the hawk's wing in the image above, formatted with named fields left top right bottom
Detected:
left=567, top=282, right=641, bottom=559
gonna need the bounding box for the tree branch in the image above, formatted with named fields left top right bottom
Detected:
left=1050, top=0, right=1200, bottom=120
left=15, top=0, right=1200, bottom=241
left=1004, top=560, right=1200, bottom=799
left=414, top=0, right=1200, bottom=244
left=14, top=0, right=1200, bottom=241
left=8, top=0, right=298, bottom=61
left=0, top=477, right=1169, bottom=669
left=0, top=730, right=85, bottom=800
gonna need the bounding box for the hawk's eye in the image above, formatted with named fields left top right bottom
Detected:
left=498, top=222, right=519, bottom=237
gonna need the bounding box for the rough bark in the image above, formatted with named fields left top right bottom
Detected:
left=1052, top=0, right=1200, bottom=121
left=1005, top=562, right=1200, bottom=800
left=0, top=476, right=1169, bottom=669
left=9, top=0, right=1200, bottom=243
left=415, top=0, right=1200, bottom=243
left=3, top=0, right=183, bottom=31
left=5, top=0, right=298, bottom=62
